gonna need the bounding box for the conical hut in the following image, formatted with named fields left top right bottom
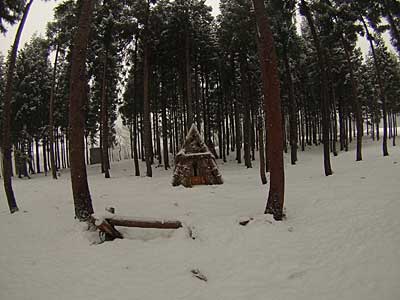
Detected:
left=172, top=124, right=223, bottom=187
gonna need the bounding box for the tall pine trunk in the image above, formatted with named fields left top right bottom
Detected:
left=240, top=57, right=252, bottom=168
left=342, top=38, right=363, bottom=161
left=258, top=115, right=267, bottom=184
left=143, top=0, right=152, bottom=177
left=300, top=0, right=333, bottom=176
left=1, top=0, right=33, bottom=213
left=68, top=0, right=95, bottom=221
left=161, top=77, right=170, bottom=170
left=100, top=51, right=110, bottom=178
left=185, top=30, right=193, bottom=128
left=283, top=45, right=298, bottom=165
left=360, top=16, right=389, bottom=157
left=253, top=0, right=285, bottom=220
left=49, top=44, right=60, bottom=179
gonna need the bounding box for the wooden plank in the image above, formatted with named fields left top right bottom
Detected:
left=191, top=176, right=206, bottom=185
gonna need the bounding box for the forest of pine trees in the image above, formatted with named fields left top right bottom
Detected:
left=1, top=0, right=400, bottom=221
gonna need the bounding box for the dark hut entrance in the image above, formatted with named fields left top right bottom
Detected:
left=172, top=124, right=223, bottom=188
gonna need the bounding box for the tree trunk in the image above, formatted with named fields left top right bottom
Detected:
left=143, top=0, right=152, bottom=177
left=253, top=0, right=285, bottom=220
left=42, top=138, right=48, bottom=175
left=300, top=0, right=333, bottom=176
left=49, top=44, right=59, bottom=179
left=68, top=0, right=95, bottom=221
left=35, top=138, right=41, bottom=173
left=240, top=57, right=252, bottom=168
left=258, top=116, right=267, bottom=184
left=234, top=101, right=242, bottom=164
left=392, top=113, right=396, bottom=146
left=100, top=51, right=110, bottom=178
left=161, top=80, right=170, bottom=170
left=133, top=114, right=140, bottom=176
left=326, top=0, right=361, bottom=159
left=360, top=16, right=389, bottom=156
left=1, top=0, right=34, bottom=213
left=185, top=30, right=193, bottom=128
left=283, top=46, right=298, bottom=165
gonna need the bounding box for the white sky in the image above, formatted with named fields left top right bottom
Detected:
left=0, top=0, right=220, bottom=55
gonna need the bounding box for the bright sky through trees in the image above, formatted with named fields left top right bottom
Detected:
left=0, top=0, right=220, bottom=55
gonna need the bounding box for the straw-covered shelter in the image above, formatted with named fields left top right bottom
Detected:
left=172, top=124, right=223, bottom=187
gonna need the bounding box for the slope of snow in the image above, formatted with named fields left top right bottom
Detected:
left=0, top=140, right=399, bottom=300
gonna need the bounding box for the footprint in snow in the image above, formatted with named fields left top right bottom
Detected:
left=288, top=270, right=307, bottom=280
left=191, top=269, right=208, bottom=282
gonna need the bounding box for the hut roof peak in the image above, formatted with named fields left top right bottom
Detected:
left=181, top=123, right=209, bottom=154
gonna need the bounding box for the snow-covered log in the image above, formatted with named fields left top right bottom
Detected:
left=94, top=218, right=123, bottom=239
left=106, top=215, right=182, bottom=229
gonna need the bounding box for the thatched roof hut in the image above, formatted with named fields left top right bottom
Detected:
left=172, top=124, right=223, bottom=187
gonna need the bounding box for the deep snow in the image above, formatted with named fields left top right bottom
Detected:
left=0, top=139, right=399, bottom=300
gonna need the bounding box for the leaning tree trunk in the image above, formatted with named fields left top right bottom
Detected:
left=49, top=44, right=60, bottom=179
left=360, top=16, right=389, bottom=157
left=253, top=0, right=285, bottom=220
left=68, top=0, right=95, bottom=221
left=1, top=0, right=34, bottom=214
left=300, top=0, right=333, bottom=176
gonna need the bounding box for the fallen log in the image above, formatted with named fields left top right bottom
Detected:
left=106, top=215, right=183, bottom=230
left=93, top=217, right=123, bottom=240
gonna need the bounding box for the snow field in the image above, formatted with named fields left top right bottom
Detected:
left=0, top=139, right=399, bottom=300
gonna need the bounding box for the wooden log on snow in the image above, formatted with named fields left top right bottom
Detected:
left=95, top=218, right=123, bottom=239
left=106, top=215, right=182, bottom=229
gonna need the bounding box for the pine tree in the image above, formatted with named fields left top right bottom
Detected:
left=2, top=0, right=33, bottom=214
left=68, top=0, right=95, bottom=221
left=300, top=0, right=333, bottom=176
left=253, top=0, right=285, bottom=220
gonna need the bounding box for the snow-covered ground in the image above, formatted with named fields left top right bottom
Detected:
left=0, top=139, right=399, bottom=300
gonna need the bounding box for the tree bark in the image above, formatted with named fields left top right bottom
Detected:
left=300, top=0, right=333, bottom=176
left=106, top=215, right=182, bottom=229
left=143, top=0, right=152, bottom=177
left=341, top=37, right=363, bottom=161
left=161, top=79, right=170, bottom=170
left=258, top=116, right=267, bottom=184
left=1, top=0, right=34, bottom=214
left=49, top=44, right=59, bottom=179
left=68, top=0, right=95, bottom=221
left=35, top=138, right=41, bottom=173
left=100, top=51, right=110, bottom=178
left=283, top=45, right=298, bottom=165
left=185, top=29, right=193, bottom=128
left=240, top=57, right=252, bottom=168
left=360, top=16, right=389, bottom=157
left=253, top=0, right=285, bottom=220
